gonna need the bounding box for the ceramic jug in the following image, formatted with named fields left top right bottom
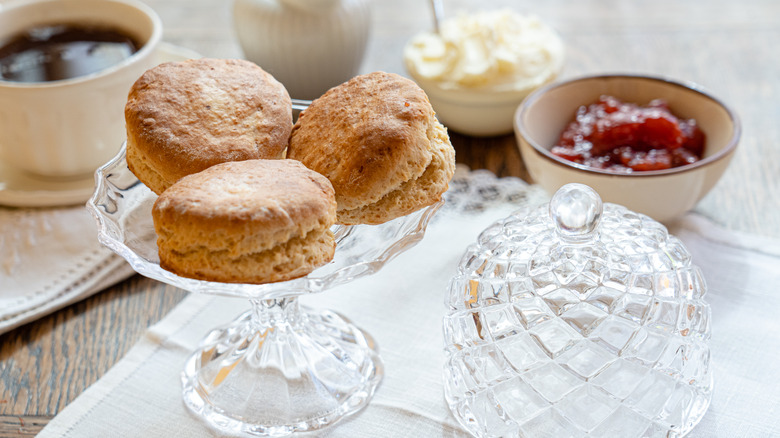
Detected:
left=233, top=0, right=371, bottom=100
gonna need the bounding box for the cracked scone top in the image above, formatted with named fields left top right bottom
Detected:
left=125, top=58, right=292, bottom=194
left=152, top=159, right=337, bottom=284
left=287, top=71, right=456, bottom=225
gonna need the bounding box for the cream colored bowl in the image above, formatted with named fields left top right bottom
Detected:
left=412, top=75, right=558, bottom=137
left=514, top=74, right=740, bottom=223
left=403, top=10, right=565, bottom=137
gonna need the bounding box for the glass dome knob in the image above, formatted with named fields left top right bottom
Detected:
left=549, top=183, right=603, bottom=241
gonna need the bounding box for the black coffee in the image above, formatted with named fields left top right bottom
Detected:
left=0, top=24, right=140, bottom=82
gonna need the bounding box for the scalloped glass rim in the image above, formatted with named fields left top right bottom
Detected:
left=86, top=144, right=441, bottom=299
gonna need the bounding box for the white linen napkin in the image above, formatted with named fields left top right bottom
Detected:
left=37, top=168, right=780, bottom=437
left=0, top=206, right=135, bottom=334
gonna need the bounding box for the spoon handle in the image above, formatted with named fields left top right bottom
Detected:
left=429, top=0, right=444, bottom=33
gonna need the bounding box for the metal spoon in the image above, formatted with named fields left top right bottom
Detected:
left=429, top=0, right=444, bottom=33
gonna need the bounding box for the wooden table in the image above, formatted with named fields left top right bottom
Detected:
left=1, top=0, right=778, bottom=435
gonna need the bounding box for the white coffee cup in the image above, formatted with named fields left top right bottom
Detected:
left=0, top=0, right=162, bottom=178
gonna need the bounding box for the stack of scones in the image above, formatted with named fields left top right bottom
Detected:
left=124, top=59, right=455, bottom=284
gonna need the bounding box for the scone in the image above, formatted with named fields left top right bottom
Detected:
left=152, top=159, right=336, bottom=284
left=125, top=58, right=292, bottom=194
left=287, top=71, right=455, bottom=225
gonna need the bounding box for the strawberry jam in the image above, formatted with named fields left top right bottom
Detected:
left=551, top=96, right=705, bottom=172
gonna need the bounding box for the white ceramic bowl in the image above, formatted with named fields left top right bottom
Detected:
left=514, top=74, right=740, bottom=223
left=411, top=74, right=559, bottom=137
left=403, top=10, right=565, bottom=138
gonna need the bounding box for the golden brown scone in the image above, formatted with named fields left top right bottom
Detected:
left=125, top=58, right=292, bottom=194
left=152, top=159, right=336, bottom=284
left=287, top=71, right=455, bottom=225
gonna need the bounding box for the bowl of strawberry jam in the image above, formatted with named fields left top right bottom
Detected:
left=514, top=74, right=740, bottom=222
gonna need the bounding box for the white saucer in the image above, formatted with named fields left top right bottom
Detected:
left=0, top=42, right=201, bottom=208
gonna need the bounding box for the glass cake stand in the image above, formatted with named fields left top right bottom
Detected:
left=86, top=145, right=441, bottom=437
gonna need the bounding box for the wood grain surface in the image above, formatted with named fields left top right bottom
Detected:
left=1, top=0, right=778, bottom=435
left=0, top=277, right=186, bottom=436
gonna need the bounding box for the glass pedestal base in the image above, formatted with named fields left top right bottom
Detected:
left=181, top=298, right=383, bottom=437
left=88, top=146, right=442, bottom=436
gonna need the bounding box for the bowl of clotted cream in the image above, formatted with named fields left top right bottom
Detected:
left=404, top=9, right=564, bottom=137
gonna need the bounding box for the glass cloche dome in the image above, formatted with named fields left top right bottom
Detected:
left=443, top=183, right=712, bottom=437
